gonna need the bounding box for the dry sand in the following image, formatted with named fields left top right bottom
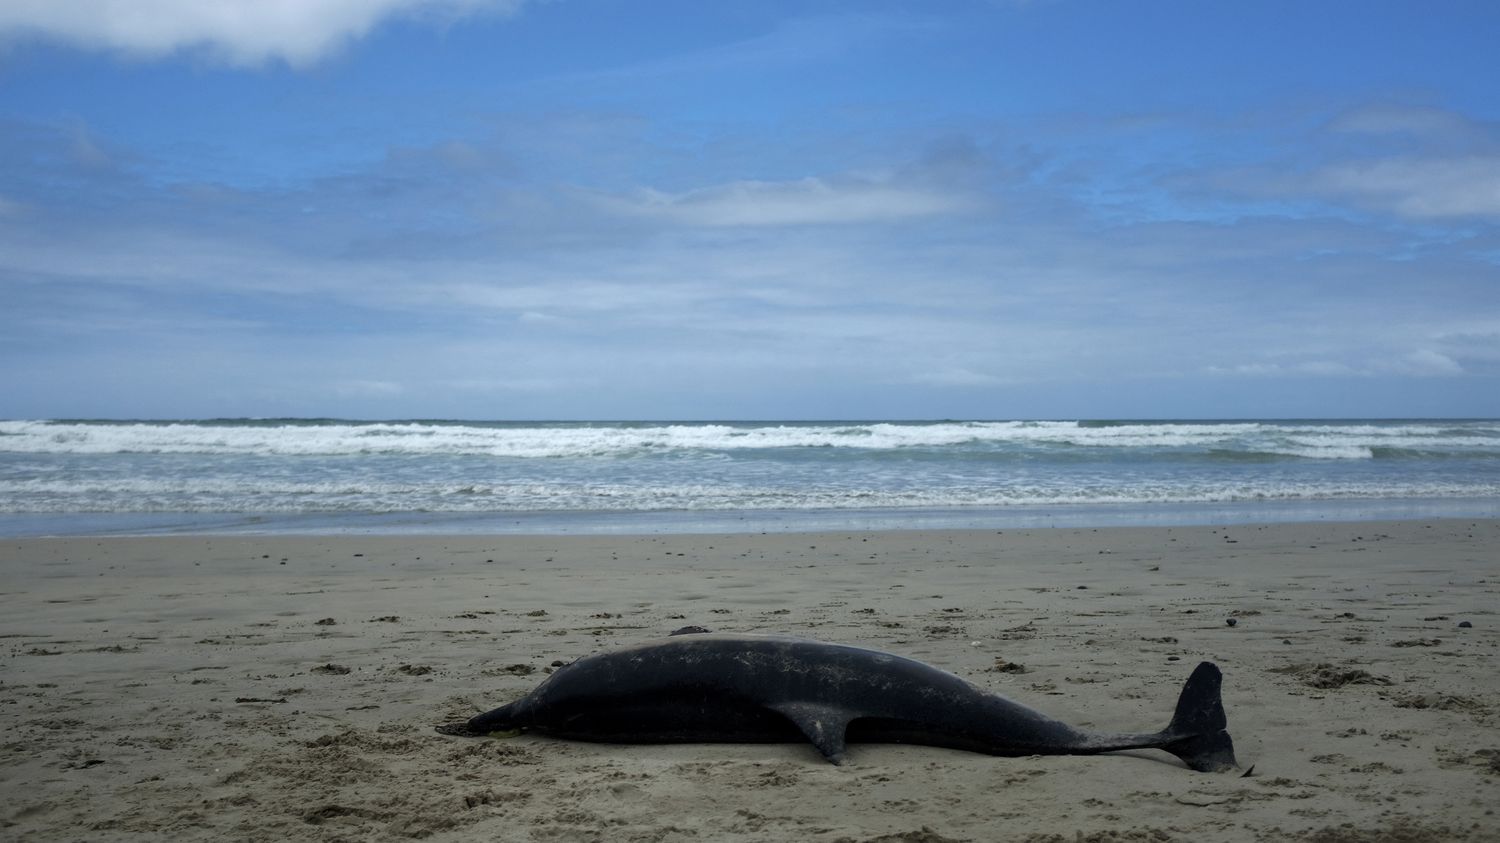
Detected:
left=2, top=520, right=1497, bottom=841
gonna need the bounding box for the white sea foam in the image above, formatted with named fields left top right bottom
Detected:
left=2, top=419, right=1496, bottom=458
left=3, top=475, right=1497, bottom=514
left=0, top=420, right=1043, bottom=456
left=3, top=419, right=1496, bottom=518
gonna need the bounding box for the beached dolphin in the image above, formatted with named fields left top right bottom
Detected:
left=439, top=633, right=1239, bottom=772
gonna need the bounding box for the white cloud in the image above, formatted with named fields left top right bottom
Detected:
left=1327, top=104, right=1485, bottom=140
left=599, top=176, right=975, bottom=227
left=0, top=0, right=527, bottom=66
left=444, top=376, right=588, bottom=393
left=1433, top=324, right=1500, bottom=365
left=333, top=378, right=404, bottom=397
left=1386, top=349, right=1463, bottom=377
left=1314, top=156, right=1500, bottom=219
left=905, top=367, right=1011, bottom=387
left=1207, top=350, right=1465, bottom=380
left=1206, top=360, right=1359, bottom=378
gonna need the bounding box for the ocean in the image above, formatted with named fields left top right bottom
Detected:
left=1, top=418, right=1497, bottom=535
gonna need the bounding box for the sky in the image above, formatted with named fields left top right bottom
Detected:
left=1, top=0, right=1498, bottom=420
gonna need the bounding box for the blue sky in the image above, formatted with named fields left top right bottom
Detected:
left=2, top=0, right=1498, bottom=419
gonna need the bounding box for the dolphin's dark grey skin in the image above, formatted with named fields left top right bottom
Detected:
left=441, top=633, right=1239, bottom=772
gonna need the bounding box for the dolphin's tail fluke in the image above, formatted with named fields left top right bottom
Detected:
left=1160, top=662, right=1238, bottom=772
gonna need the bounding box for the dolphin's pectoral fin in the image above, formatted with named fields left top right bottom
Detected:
left=767, top=702, right=853, bottom=765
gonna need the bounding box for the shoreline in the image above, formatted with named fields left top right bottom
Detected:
left=2, top=520, right=1496, bottom=840
left=3, top=495, right=1498, bottom=538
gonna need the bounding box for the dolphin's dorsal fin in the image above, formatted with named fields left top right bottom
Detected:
left=767, top=702, right=853, bottom=765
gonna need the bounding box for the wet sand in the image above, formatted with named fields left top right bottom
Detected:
left=2, top=520, right=1497, bottom=841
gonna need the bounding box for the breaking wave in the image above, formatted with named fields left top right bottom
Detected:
left=3, top=419, right=1497, bottom=460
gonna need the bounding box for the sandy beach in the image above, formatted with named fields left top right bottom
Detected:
left=2, top=520, right=1496, bottom=841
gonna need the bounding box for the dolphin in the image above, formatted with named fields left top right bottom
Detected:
left=439, top=633, right=1239, bottom=772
